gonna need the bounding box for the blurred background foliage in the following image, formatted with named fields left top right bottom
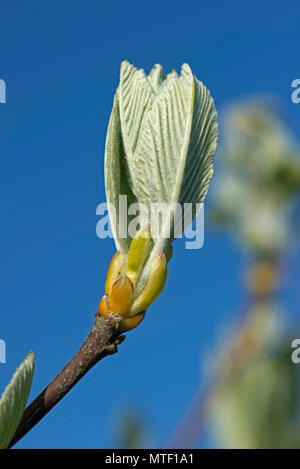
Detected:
left=208, top=99, right=300, bottom=449
left=113, top=98, right=300, bottom=449
left=211, top=100, right=300, bottom=257
left=112, top=406, right=153, bottom=449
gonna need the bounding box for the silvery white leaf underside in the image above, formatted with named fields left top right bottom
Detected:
left=105, top=61, right=218, bottom=256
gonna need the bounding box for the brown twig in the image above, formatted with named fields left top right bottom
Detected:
left=9, top=314, right=125, bottom=448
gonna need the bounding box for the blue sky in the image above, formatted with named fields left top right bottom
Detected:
left=0, top=0, right=300, bottom=449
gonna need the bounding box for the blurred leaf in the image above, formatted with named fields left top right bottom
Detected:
left=214, top=345, right=300, bottom=449
left=113, top=408, right=153, bottom=449
left=210, top=101, right=300, bottom=257
left=271, top=162, right=300, bottom=200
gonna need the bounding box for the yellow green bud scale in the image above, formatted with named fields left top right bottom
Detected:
left=98, top=228, right=168, bottom=331
left=126, top=227, right=151, bottom=286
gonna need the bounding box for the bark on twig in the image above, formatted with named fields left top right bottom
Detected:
left=9, top=314, right=124, bottom=448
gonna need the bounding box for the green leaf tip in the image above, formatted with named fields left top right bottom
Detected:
left=0, top=351, right=35, bottom=449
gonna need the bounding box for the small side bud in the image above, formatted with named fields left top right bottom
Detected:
left=129, top=253, right=167, bottom=315
left=109, top=275, right=134, bottom=317
left=119, top=311, right=146, bottom=332
left=105, top=252, right=125, bottom=295
left=126, top=227, right=151, bottom=285
left=98, top=295, right=110, bottom=317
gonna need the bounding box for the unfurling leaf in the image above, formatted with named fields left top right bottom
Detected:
left=0, top=352, right=35, bottom=449
left=105, top=61, right=218, bottom=257
left=103, top=61, right=218, bottom=325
